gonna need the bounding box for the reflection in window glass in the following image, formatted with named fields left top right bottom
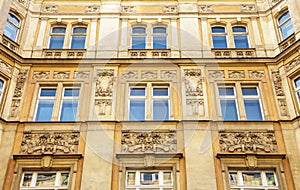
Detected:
left=49, top=27, right=66, bottom=49
left=60, top=88, right=80, bottom=121
left=278, top=11, right=294, bottom=40
left=212, top=26, right=227, bottom=48
left=4, top=13, right=20, bottom=41
left=35, top=88, right=56, bottom=121
left=71, top=27, right=87, bottom=49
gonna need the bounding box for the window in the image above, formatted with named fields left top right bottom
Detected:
left=278, top=11, right=294, bottom=40
left=217, top=85, right=263, bottom=121
left=129, top=84, right=170, bottom=121
left=211, top=26, right=227, bottom=48
left=70, top=27, right=87, bottom=49
left=131, top=26, right=146, bottom=49
left=34, top=87, right=80, bottom=121
left=126, top=170, right=173, bottom=190
left=229, top=170, right=278, bottom=190
left=232, top=26, right=249, bottom=48
left=293, top=77, right=300, bottom=107
left=0, top=78, right=6, bottom=103
left=20, top=171, right=70, bottom=190
left=152, top=27, right=167, bottom=49
left=4, top=12, right=21, bottom=41
left=49, top=27, right=66, bottom=49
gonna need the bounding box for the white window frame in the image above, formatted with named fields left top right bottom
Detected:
left=70, top=26, right=87, bottom=49
left=59, top=87, right=80, bottom=121
left=277, top=10, right=294, bottom=40
left=217, top=85, right=239, bottom=120
left=128, top=84, right=147, bottom=121
left=4, top=12, right=21, bottom=42
left=0, top=77, right=6, bottom=104
left=232, top=25, right=250, bottom=48
left=48, top=26, right=67, bottom=49
left=152, top=85, right=170, bottom=120
left=131, top=25, right=147, bottom=49
left=34, top=87, right=57, bottom=121
left=211, top=25, right=228, bottom=48
left=241, top=86, right=264, bottom=120
left=152, top=26, right=168, bottom=49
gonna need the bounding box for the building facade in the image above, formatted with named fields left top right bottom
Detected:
left=0, top=0, right=300, bottom=189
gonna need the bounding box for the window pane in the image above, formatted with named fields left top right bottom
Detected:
left=232, top=26, right=246, bottom=33
left=22, top=173, right=33, bottom=187
left=71, top=36, right=86, bottom=49
left=129, top=100, right=145, bottom=120
left=244, top=100, right=262, bottom=120
left=60, top=100, right=78, bottom=121
left=132, top=27, right=146, bottom=34
left=234, top=36, right=249, bottom=48
left=49, top=36, right=65, bottom=49
left=280, top=20, right=294, bottom=39
left=278, top=11, right=290, bottom=24
left=35, top=101, right=54, bottom=121
left=220, top=100, right=238, bottom=120
left=163, top=172, right=172, bottom=185
left=212, top=36, right=227, bottom=48
left=40, top=89, right=56, bottom=97
left=4, top=22, right=18, bottom=41
left=60, top=173, right=69, bottom=186
left=266, top=173, right=276, bottom=186
left=242, top=87, right=258, bottom=96
left=153, top=100, right=169, bottom=120
left=127, top=172, right=136, bottom=185
left=212, top=27, right=225, bottom=33
left=153, top=88, right=168, bottom=96
left=153, top=27, right=166, bottom=34
left=8, top=13, right=20, bottom=26
left=218, top=87, right=234, bottom=96
left=140, top=172, right=159, bottom=185
left=52, top=27, right=66, bottom=33
left=295, top=77, right=300, bottom=88
left=242, top=172, right=262, bottom=186
left=229, top=172, right=237, bottom=186
left=153, top=36, right=167, bottom=49
left=36, top=173, right=56, bottom=186
left=130, top=88, right=145, bottom=96
left=64, top=88, right=80, bottom=96
left=73, top=27, right=86, bottom=34
left=132, top=36, right=146, bottom=49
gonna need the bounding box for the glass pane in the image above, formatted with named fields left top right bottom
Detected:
left=212, top=36, right=227, bottom=48
left=242, top=172, right=262, bottom=186
left=278, top=11, right=290, bottom=24
left=218, top=87, right=235, bottom=96
left=52, top=27, right=66, bottom=33
left=140, top=172, right=159, bottom=185
left=234, top=36, right=249, bottom=48
left=153, top=27, right=166, bottom=33
left=244, top=100, right=262, bottom=120
left=73, top=27, right=86, bottom=34
left=153, top=88, right=168, bottom=96
left=60, top=100, right=78, bottom=121
left=132, top=36, right=146, bottom=49
left=64, top=88, right=80, bottom=97
left=130, top=88, right=145, bottom=96
left=4, top=22, right=18, bottom=41
left=220, top=100, right=238, bottom=120
left=49, top=36, right=65, bottom=49
left=71, top=36, right=86, bottom=49
left=132, top=27, right=146, bottom=34
left=153, top=100, right=169, bottom=120
left=229, top=172, right=237, bottom=186
left=242, top=87, right=258, bottom=96
left=22, top=173, right=33, bottom=187
left=8, top=13, right=20, bottom=26
left=36, top=173, right=56, bottom=186
left=232, top=26, right=246, bottom=33
left=0, top=79, right=4, bottom=89
left=40, top=89, right=56, bottom=97
left=129, top=100, right=145, bottom=120
left=60, top=173, right=69, bottom=186
left=212, top=26, right=225, bottom=33
left=127, top=172, right=136, bottom=185
left=35, top=100, right=54, bottom=121
left=163, top=172, right=172, bottom=185
left=266, top=173, right=276, bottom=186
left=295, top=77, right=300, bottom=88
left=281, top=20, right=294, bottom=39
left=153, top=36, right=167, bottom=49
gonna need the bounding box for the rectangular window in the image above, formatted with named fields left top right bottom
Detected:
left=126, top=170, right=173, bottom=190
left=49, top=27, right=66, bottom=49
left=0, top=77, right=6, bottom=103
left=152, top=87, right=169, bottom=120
left=211, top=26, right=228, bottom=48
left=294, top=77, right=300, bottom=108
left=242, top=87, right=263, bottom=120
left=129, top=87, right=146, bottom=121
left=153, top=27, right=167, bottom=49
left=35, top=88, right=57, bottom=121
left=70, top=27, right=87, bottom=49
left=59, top=88, right=80, bottom=121
left=232, top=26, right=249, bottom=48
left=229, top=170, right=278, bottom=189
left=20, top=171, right=69, bottom=189
left=218, top=86, right=238, bottom=120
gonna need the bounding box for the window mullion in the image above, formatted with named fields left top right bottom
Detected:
left=52, top=83, right=63, bottom=120
left=146, top=83, right=151, bottom=120
left=146, top=24, right=151, bottom=49
left=235, top=83, right=245, bottom=120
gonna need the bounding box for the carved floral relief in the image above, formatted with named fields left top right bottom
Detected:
left=184, top=69, right=203, bottom=96
left=208, top=70, right=225, bottom=79
left=228, top=70, right=245, bottom=78
left=248, top=70, right=265, bottom=78
left=95, top=69, right=114, bottom=97
left=13, top=69, right=28, bottom=98
left=53, top=71, right=70, bottom=79
left=32, top=71, right=50, bottom=80
left=271, top=70, right=285, bottom=96
left=0, top=59, right=12, bottom=74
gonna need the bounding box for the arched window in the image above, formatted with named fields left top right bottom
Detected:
left=49, top=26, right=66, bottom=49
left=211, top=26, right=227, bottom=48
left=232, top=26, right=249, bottom=48
left=131, top=26, right=146, bottom=49
left=278, top=11, right=294, bottom=40
left=4, top=12, right=21, bottom=41
left=152, top=27, right=167, bottom=49
left=70, top=27, right=87, bottom=49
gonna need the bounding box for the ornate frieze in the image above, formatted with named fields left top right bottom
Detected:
left=271, top=70, right=285, bottom=96
left=161, top=70, right=176, bottom=79
left=285, top=56, right=300, bottom=72
left=240, top=4, right=257, bottom=12
left=219, top=131, right=278, bottom=153
left=199, top=5, right=213, bottom=13
left=278, top=99, right=288, bottom=116
left=141, top=71, right=157, bottom=79
left=163, top=5, right=178, bottom=13
left=0, top=59, right=12, bottom=74
left=121, top=131, right=177, bottom=153
left=122, top=71, right=138, bottom=80
left=53, top=71, right=70, bottom=79
left=95, top=69, right=114, bottom=97
left=32, top=71, right=50, bottom=80
left=248, top=70, right=265, bottom=78
left=74, top=71, right=90, bottom=79
left=228, top=70, right=245, bottom=78
left=9, top=99, right=20, bottom=117
left=43, top=4, right=58, bottom=13
left=20, top=132, right=80, bottom=154
left=95, top=99, right=112, bottom=115
left=184, top=69, right=203, bottom=96
left=13, top=69, right=28, bottom=98
left=208, top=70, right=225, bottom=79
left=121, top=6, right=136, bottom=13
left=85, top=5, right=101, bottom=13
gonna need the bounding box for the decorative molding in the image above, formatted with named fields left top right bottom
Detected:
left=161, top=70, right=177, bottom=79
left=13, top=69, right=28, bottom=98
left=144, top=155, right=155, bottom=167
left=228, top=70, right=245, bottom=78
left=240, top=4, right=257, bottom=12
left=85, top=5, right=101, bottom=13
left=74, top=71, right=90, bottom=79
left=163, top=5, right=178, bottom=13
left=141, top=71, right=157, bottom=79
left=186, top=99, right=204, bottom=116
left=95, top=99, right=112, bottom=116
left=32, top=71, right=50, bottom=80
left=0, top=59, right=12, bottom=74
left=121, top=131, right=177, bottom=153
left=245, top=155, right=257, bottom=168
left=53, top=71, right=70, bottom=79
left=208, top=70, right=225, bottom=79
left=95, top=69, right=114, bottom=97
left=43, top=4, right=58, bottom=13
left=219, top=131, right=278, bottom=153
left=271, top=70, right=285, bottom=96
left=285, top=56, right=300, bottom=72
left=199, top=5, right=213, bottom=13
left=278, top=99, right=288, bottom=116
left=20, top=132, right=79, bottom=154
left=121, top=6, right=136, bottom=13
left=184, top=69, right=203, bottom=96
left=41, top=156, right=53, bottom=168
left=248, top=70, right=265, bottom=78
left=122, top=71, right=138, bottom=80
left=9, top=99, right=20, bottom=117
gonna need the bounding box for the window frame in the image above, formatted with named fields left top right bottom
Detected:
left=131, top=25, right=147, bottom=49
left=59, top=87, right=80, bottom=121
left=48, top=26, right=67, bottom=49
left=232, top=26, right=250, bottom=48
left=0, top=76, right=6, bottom=104
left=277, top=10, right=294, bottom=40
left=211, top=26, right=228, bottom=48
left=70, top=26, right=87, bottom=49
left=4, top=12, right=21, bottom=42
left=152, top=26, right=168, bottom=49
left=34, top=87, right=57, bottom=121
left=293, top=76, right=300, bottom=109
left=241, top=86, right=264, bottom=121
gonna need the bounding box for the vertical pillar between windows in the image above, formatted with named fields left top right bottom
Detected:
left=86, top=18, right=98, bottom=57
left=287, top=0, right=300, bottom=40
left=52, top=83, right=63, bottom=121
left=235, top=83, right=246, bottom=120
left=64, top=23, right=72, bottom=49
left=200, top=17, right=212, bottom=57
left=227, top=23, right=235, bottom=48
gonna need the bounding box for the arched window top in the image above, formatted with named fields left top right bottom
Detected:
left=132, top=27, right=146, bottom=34
left=211, top=26, right=226, bottom=33
left=153, top=27, right=167, bottom=34
left=232, top=26, right=247, bottom=33
left=72, top=27, right=87, bottom=34
left=278, top=11, right=290, bottom=24
left=52, top=27, right=66, bottom=34
left=7, top=13, right=20, bottom=26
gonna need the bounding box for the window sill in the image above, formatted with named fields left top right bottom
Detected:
left=128, top=49, right=171, bottom=58
left=278, top=33, right=296, bottom=52
left=43, top=49, right=86, bottom=58
left=1, top=35, right=20, bottom=52
left=211, top=48, right=256, bottom=58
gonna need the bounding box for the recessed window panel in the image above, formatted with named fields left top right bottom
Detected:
left=4, top=22, right=18, bottom=41
left=153, top=36, right=167, bottom=49
left=64, top=88, right=80, bottom=97
left=71, top=36, right=86, bottom=49
left=153, top=88, right=168, bottom=96
left=244, top=100, right=262, bottom=120
left=153, top=100, right=169, bottom=120
left=129, top=100, right=145, bottom=120
left=52, top=27, right=66, bottom=33
left=234, top=36, right=249, bottom=48
left=242, top=87, right=258, bottom=96
left=60, top=100, right=78, bottom=121
left=49, top=36, right=65, bottom=49
left=132, top=36, right=146, bottom=49
left=212, top=36, right=227, bottom=48
left=278, top=11, right=290, bottom=24
left=278, top=11, right=294, bottom=40
left=220, top=100, right=238, bottom=120
left=73, top=27, right=86, bottom=34
left=40, top=89, right=56, bottom=97
left=140, top=172, right=159, bottom=185
left=130, top=88, right=145, bottom=96
left=35, top=101, right=54, bottom=121
left=218, top=87, right=235, bottom=96
left=294, top=77, right=300, bottom=88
